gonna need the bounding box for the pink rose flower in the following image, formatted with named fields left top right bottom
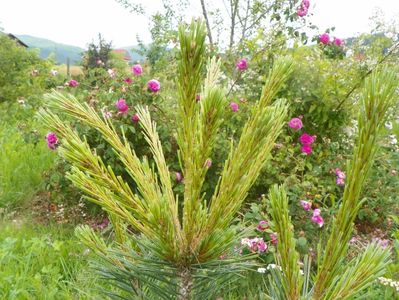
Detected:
left=319, top=33, right=330, bottom=45
left=175, top=172, right=183, bottom=183
left=131, top=113, right=139, bottom=124
left=205, top=159, right=212, bottom=168
left=297, top=0, right=310, bottom=17
left=257, top=220, right=269, bottom=231
left=241, top=237, right=268, bottom=253
left=335, top=168, right=346, bottom=185
left=299, top=133, right=316, bottom=145
left=257, top=239, right=268, bottom=253
left=116, top=98, right=129, bottom=114
left=335, top=168, right=346, bottom=179
left=230, top=102, right=239, bottom=112
left=311, top=209, right=324, bottom=227
left=124, top=77, right=133, bottom=84
left=270, top=233, right=278, bottom=245
left=301, top=144, right=313, bottom=155
left=300, top=200, right=312, bottom=211
left=131, top=64, right=143, bottom=75
left=46, top=132, right=58, bottom=150
left=333, top=38, right=343, bottom=46
left=236, top=58, right=248, bottom=71
left=288, top=117, right=303, bottom=130
left=297, top=8, right=308, bottom=17
left=68, top=79, right=78, bottom=87
left=147, top=79, right=161, bottom=92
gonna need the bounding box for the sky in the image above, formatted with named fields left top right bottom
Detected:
left=0, top=0, right=398, bottom=49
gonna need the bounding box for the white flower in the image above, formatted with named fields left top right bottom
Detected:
left=107, top=68, right=116, bottom=78
left=257, top=267, right=267, bottom=273
left=389, top=134, right=398, bottom=145
left=266, top=264, right=282, bottom=271
left=385, top=121, right=393, bottom=130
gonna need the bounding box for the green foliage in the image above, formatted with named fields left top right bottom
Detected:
left=0, top=34, right=53, bottom=103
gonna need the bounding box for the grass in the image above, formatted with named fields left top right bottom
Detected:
left=0, top=220, right=101, bottom=299
left=55, top=65, right=84, bottom=76
left=0, top=119, right=55, bottom=208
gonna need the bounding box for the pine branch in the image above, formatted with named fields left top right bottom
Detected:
left=202, top=58, right=293, bottom=259
left=268, top=185, right=302, bottom=300
left=313, top=67, right=398, bottom=299
left=322, top=243, right=390, bottom=300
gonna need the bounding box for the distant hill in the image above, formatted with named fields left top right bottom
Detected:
left=16, top=35, right=85, bottom=65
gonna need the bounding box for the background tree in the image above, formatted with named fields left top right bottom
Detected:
left=82, top=34, right=113, bottom=70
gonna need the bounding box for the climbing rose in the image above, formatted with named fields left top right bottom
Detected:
left=299, top=133, right=316, bottom=145
left=131, top=113, right=139, bottom=124
left=257, top=220, right=269, bottom=231
left=300, top=200, right=312, bottom=211
left=131, top=64, right=143, bottom=75
left=68, top=79, right=78, bottom=87
left=319, top=33, right=330, bottom=45
left=46, top=132, right=58, bottom=150
left=288, top=117, right=303, bottom=130
left=236, top=58, right=248, bottom=71
left=116, top=98, right=129, bottom=113
left=311, top=209, right=324, bottom=227
left=333, top=38, right=343, bottom=46
left=301, top=144, right=313, bottom=155
left=147, top=79, right=161, bottom=92
left=230, top=102, right=239, bottom=112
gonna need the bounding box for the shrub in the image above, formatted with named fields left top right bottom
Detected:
left=0, top=34, right=53, bottom=103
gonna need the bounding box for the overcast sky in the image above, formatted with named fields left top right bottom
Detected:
left=0, top=0, right=398, bottom=48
